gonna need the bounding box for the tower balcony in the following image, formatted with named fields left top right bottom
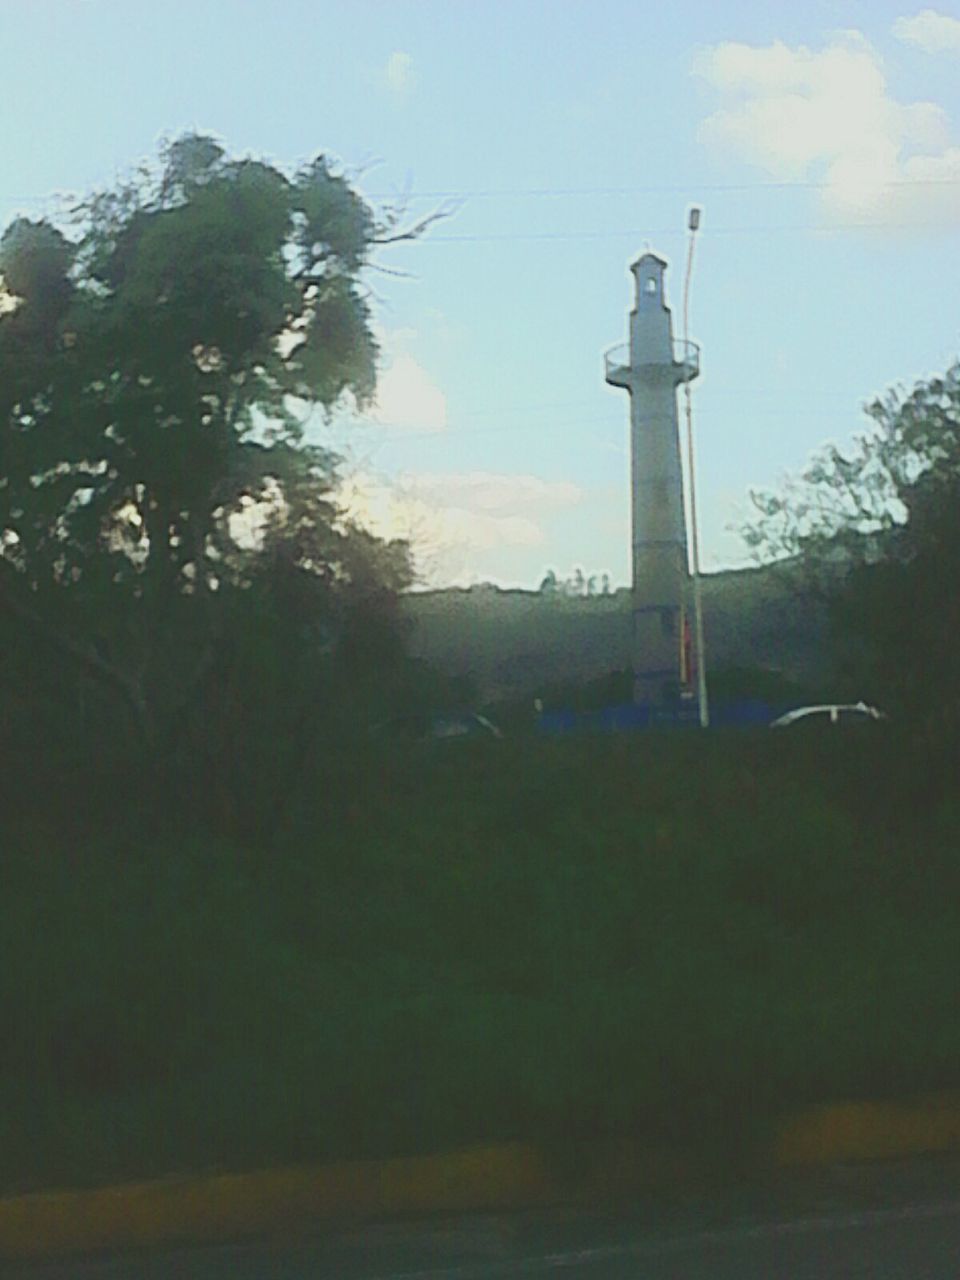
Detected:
left=604, top=339, right=700, bottom=388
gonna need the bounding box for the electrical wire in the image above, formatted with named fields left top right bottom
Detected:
left=6, top=174, right=960, bottom=206
left=365, top=176, right=960, bottom=199
left=422, top=220, right=960, bottom=242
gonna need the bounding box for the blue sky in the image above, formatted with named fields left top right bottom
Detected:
left=2, top=0, right=959, bottom=586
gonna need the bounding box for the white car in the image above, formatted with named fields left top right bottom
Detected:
left=770, top=701, right=888, bottom=729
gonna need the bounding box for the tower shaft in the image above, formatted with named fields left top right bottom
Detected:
left=604, top=253, right=699, bottom=706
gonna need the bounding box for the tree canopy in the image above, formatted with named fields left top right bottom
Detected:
left=744, top=363, right=960, bottom=570
left=742, top=361, right=960, bottom=759
left=0, top=133, right=437, bottom=833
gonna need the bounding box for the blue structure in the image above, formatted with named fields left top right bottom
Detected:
left=537, top=700, right=782, bottom=736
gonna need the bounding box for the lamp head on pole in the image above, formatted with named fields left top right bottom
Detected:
left=688, top=206, right=701, bottom=233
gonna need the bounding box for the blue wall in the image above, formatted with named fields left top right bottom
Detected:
left=537, top=700, right=784, bottom=735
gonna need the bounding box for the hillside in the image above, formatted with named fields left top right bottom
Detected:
left=402, top=565, right=831, bottom=704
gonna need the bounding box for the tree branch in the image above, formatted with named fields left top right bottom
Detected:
left=371, top=202, right=459, bottom=246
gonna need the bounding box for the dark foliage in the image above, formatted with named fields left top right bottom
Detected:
left=0, top=134, right=436, bottom=836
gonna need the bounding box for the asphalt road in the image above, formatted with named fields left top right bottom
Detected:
left=11, top=1153, right=960, bottom=1278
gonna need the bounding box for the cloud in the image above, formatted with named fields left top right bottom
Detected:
left=372, top=353, right=448, bottom=432
left=339, top=469, right=582, bottom=585
left=425, top=508, right=545, bottom=553
left=405, top=471, right=582, bottom=516
left=384, top=50, right=416, bottom=97
left=693, top=31, right=960, bottom=228
left=893, top=9, right=960, bottom=54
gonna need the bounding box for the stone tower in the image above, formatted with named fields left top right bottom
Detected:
left=604, top=252, right=699, bottom=706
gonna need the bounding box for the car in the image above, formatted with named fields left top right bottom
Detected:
left=370, top=711, right=503, bottom=742
left=769, top=701, right=888, bottom=729
left=427, top=712, right=503, bottom=741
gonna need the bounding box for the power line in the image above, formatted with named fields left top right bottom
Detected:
left=3, top=203, right=957, bottom=246
left=423, top=220, right=960, bottom=243
left=315, top=381, right=883, bottom=440
left=334, top=384, right=886, bottom=431
left=364, top=176, right=960, bottom=199
left=6, top=174, right=960, bottom=207
left=7, top=172, right=960, bottom=213
left=332, top=401, right=882, bottom=448
left=0, top=177, right=924, bottom=205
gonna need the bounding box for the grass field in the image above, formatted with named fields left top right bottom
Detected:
left=3, top=728, right=958, bottom=1195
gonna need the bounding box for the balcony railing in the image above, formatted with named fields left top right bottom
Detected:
left=673, top=339, right=700, bottom=381
left=604, top=339, right=700, bottom=385
left=603, top=343, right=631, bottom=384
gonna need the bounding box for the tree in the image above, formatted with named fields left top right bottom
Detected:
left=539, top=568, right=559, bottom=594
left=0, top=133, right=435, bottom=826
left=742, top=361, right=960, bottom=758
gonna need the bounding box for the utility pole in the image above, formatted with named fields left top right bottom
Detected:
left=681, top=207, right=709, bottom=728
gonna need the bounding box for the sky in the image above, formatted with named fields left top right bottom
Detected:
left=1, top=0, right=959, bottom=588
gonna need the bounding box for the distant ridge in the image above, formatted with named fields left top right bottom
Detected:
left=402, top=565, right=829, bottom=702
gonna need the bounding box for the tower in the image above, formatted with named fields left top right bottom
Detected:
left=604, top=252, right=699, bottom=706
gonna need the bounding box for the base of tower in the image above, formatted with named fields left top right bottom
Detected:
left=536, top=701, right=702, bottom=735
left=632, top=671, right=696, bottom=709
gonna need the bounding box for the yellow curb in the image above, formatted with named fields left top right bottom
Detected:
left=0, top=1142, right=556, bottom=1261
left=378, top=1140, right=552, bottom=1215
left=4, top=1094, right=960, bottom=1262
left=774, top=1092, right=960, bottom=1167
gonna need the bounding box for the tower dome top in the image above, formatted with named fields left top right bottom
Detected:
left=631, top=251, right=667, bottom=273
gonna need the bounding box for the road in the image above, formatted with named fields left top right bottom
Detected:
left=10, top=1152, right=960, bottom=1278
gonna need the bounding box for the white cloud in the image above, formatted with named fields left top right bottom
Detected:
left=428, top=508, right=546, bottom=552
left=405, top=471, right=582, bottom=515
left=339, top=469, right=582, bottom=585
left=372, top=353, right=448, bottom=432
left=893, top=9, right=960, bottom=54
left=694, top=31, right=960, bottom=228
left=384, top=50, right=416, bottom=97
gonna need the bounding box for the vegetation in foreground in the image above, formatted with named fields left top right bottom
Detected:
left=3, top=729, right=958, bottom=1195
left=2, top=132, right=959, bottom=1197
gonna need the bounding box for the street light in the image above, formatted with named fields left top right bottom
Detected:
left=681, top=206, right=709, bottom=728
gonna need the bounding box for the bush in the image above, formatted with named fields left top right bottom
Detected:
left=2, top=731, right=958, bottom=1191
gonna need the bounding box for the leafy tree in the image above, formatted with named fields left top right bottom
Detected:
left=0, top=133, right=436, bottom=828
left=742, top=361, right=960, bottom=763
left=539, top=568, right=558, bottom=594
